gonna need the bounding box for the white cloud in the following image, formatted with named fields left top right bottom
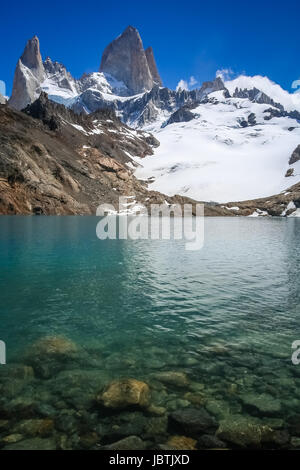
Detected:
left=292, top=79, right=300, bottom=94
left=176, top=76, right=198, bottom=92
left=216, top=68, right=234, bottom=81
left=189, top=76, right=198, bottom=87
left=176, top=79, right=189, bottom=91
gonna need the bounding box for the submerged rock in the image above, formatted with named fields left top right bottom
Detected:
left=291, top=437, right=300, bottom=448
left=0, top=364, right=34, bottom=380
left=152, top=371, right=189, bottom=388
left=24, top=336, right=80, bottom=379
left=197, top=434, right=227, bottom=449
left=13, top=419, right=54, bottom=437
left=0, top=420, right=9, bottom=433
left=2, top=434, right=24, bottom=445
left=55, top=411, right=78, bottom=434
left=103, top=435, right=147, bottom=451
left=144, top=416, right=168, bottom=439
left=216, top=415, right=268, bottom=448
left=169, top=407, right=218, bottom=436
left=261, top=428, right=290, bottom=448
left=102, top=411, right=147, bottom=440
left=166, top=435, right=197, bottom=450
left=146, top=404, right=166, bottom=416
left=79, top=432, right=100, bottom=450
left=240, top=392, right=282, bottom=416
left=28, top=336, right=79, bottom=357
left=205, top=399, right=231, bottom=420
left=4, top=396, right=36, bottom=419
left=3, top=437, right=56, bottom=450
left=184, top=392, right=206, bottom=406
left=98, top=379, right=150, bottom=409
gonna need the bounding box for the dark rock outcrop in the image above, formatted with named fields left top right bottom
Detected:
left=223, top=181, right=300, bottom=217
left=163, top=105, right=196, bottom=127
left=289, top=145, right=300, bottom=165
left=99, top=26, right=155, bottom=94
left=264, top=107, right=300, bottom=122
left=238, top=112, right=257, bottom=128
left=233, top=87, right=284, bottom=111
left=285, top=168, right=294, bottom=177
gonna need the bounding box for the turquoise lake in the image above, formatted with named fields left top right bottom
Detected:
left=0, top=216, right=300, bottom=449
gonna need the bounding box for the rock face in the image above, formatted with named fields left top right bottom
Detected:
left=0, top=93, right=6, bottom=104
left=233, top=87, right=284, bottom=111
left=164, top=106, right=196, bottom=126
left=0, top=93, right=161, bottom=215
left=9, top=36, right=45, bottom=110
left=43, top=57, right=79, bottom=97
left=145, top=47, right=162, bottom=86
left=99, top=26, right=157, bottom=94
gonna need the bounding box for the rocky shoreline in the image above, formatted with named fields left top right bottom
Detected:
left=0, top=336, right=299, bottom=450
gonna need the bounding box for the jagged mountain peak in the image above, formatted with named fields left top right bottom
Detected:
left=123, top=25, right=139, bottom=34
left=21, top=35, right=42, bottom=70
left=9, top=34, right=45, bottom=110
left=99, top=26, right=160, bottom=94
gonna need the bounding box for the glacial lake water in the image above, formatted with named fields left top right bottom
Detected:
left=0, top=216, right=300, bottom=449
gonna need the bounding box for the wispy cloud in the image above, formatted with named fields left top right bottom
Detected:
left=176, top=76, right=198, bottom=91
left=189, top=76, right=198, bottom=87
left=216, top=68, right=234, bottom=81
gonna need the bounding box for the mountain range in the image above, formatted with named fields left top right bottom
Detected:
left=1, top=26, right=300, bottom=216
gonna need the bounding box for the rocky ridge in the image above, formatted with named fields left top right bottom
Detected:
left=0, top=95, right=232, bottom=216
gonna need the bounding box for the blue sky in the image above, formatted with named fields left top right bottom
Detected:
left=1, top=0, right=300, bottom=95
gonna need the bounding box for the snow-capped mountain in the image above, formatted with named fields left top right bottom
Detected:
left=6, top=26, right=300, bottom=210
left=134, top=90, right=300, bottom=202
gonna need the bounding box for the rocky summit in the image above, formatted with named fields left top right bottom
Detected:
left=100, top=26, right=160, bottom=94
left=9, top=36, right=45, bottom=110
